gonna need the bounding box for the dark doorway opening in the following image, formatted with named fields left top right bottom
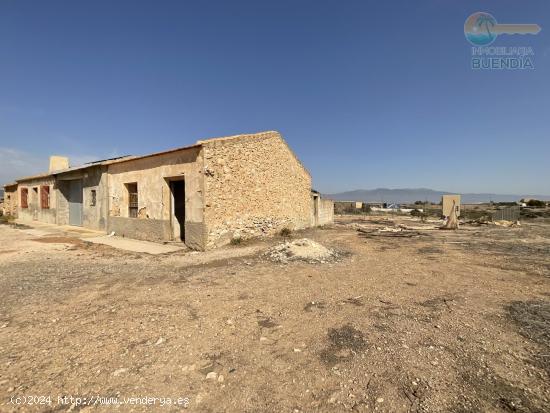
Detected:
left=170, top=180, right=185, bottom=242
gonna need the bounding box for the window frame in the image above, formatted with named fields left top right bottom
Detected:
left=125, top=182, right=138, bottom=218
left=90, top=189, right=97, bottom=207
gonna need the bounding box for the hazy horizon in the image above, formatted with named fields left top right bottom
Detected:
left=1, top=1, right=549, bottom=194
left=327, top=187, right=550, bottom=197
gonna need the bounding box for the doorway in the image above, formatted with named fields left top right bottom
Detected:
left=68, top=179, right=83, bottom=226
left=313, top=194, right=319, bottom=226
left=170, top=180, right=185, bottom=242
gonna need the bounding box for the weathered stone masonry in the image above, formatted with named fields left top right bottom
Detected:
left=202, top=131, right=312, bottom=248
left=7, top=130, right=333, bottom=250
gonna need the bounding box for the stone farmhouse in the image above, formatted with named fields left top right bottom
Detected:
left=3, top=131, right=333, bottom=250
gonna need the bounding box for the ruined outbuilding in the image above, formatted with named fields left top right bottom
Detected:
left=442, top=194, right=461, bottom=218
left=5, top=131, right=333, bottom=249
left=2, top=183, right=18, bottom=218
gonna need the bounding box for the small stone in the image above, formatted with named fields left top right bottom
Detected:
left=155, top=337, right=165, bottom=345
left=112, top=368, right=128, bottom=376
left=376, top=397, right=384, bottom=403
left=217, top=375, right=224, bottom=382
left=206, top=372, right=218, bottom=380
left=293, top=348, right=302, bottom=352
left=260, top=336, right=268, bottom=342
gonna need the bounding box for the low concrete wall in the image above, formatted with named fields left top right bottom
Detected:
left=185, top=221, right=207, bottom=250
left=108, top=217, right=171, bottom=242
left=317, top=199, right=334, bottom=225
left=108, top=217, right=206, bottom=249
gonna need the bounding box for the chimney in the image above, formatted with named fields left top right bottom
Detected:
left=49, top=156, right=69, bottom=173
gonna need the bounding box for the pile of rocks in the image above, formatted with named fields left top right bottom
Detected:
left=266, top=238, right=338, bottom=264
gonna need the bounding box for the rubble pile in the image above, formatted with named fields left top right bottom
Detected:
left=266, top=238, right=338, bottom=264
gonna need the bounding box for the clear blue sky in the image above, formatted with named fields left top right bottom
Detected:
left=0, top=0, right=548, bottom=194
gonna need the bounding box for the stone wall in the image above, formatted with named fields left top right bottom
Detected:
left=17, top=178, right=57, bottom=224
left=202, top=131, right=312, bottom=248
left=3, top=186, right=18, bottom=217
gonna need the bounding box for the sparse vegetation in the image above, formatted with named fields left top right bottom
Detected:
left=410, top=208, right=428, bottom=222
left=279, top=227, right=292, bottom=238
left=0, top=215, right=13, bottom=225
left=526, top=199, right=546, bottom=208
left=460, top=209, right=491, bottom=221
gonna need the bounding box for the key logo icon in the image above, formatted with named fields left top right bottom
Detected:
left=464, top=12, right=541, bottom=46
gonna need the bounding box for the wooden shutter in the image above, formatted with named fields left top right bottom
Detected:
left=21, top=188, right=28, bottom=208
left=41, top=186, right=50, bottom=209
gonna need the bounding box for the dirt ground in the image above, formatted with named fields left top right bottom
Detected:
left=1, top=216, right=550, bottom=412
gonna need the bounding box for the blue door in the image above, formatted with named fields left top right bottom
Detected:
left=68, top=180, right=83, bottom=226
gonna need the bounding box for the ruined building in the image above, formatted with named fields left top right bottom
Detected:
left=4, top=131, right=333, bottom=249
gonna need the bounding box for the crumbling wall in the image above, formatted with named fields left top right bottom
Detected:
left=442, top=195, right=461, bottom=218
left=202, top=131, right=312, bottom=248
left=3, top=186, right=18, bottom=217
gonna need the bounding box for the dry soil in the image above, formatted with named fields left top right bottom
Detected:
left=1, top=216, right=549, bottom=412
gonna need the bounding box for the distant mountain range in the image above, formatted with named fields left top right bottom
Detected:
left=325, top=188, right=550, bottom=204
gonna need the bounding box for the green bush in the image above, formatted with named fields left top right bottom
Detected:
left=526, top=199, right=546, bottom=207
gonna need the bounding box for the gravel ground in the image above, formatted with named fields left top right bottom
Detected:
left=0, top=217, right=549, bottom=412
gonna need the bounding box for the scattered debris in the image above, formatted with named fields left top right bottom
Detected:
left=357, top=226, right=428, bottom=238
left=304, top=301, right=327, bottom=312
left=492, top=220, right=521, bottom=228
left=462, top=219, right=490, bottom=226
left=266, top=238, right=339, bottom=263
left=440, top=200, right=459, bottom=230
left=205, top=372, right=218, bottom=380
left=112, top=368, right=128, bottom=376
